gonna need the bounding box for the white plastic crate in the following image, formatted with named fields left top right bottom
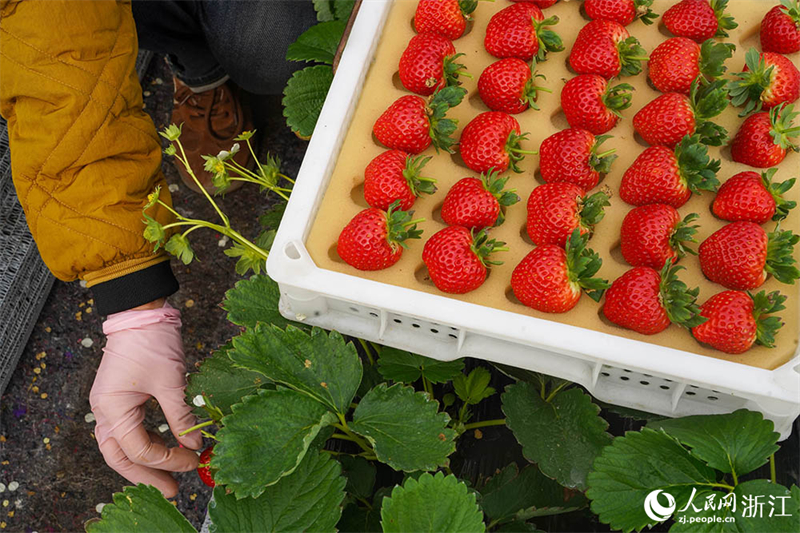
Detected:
left=268, top=0, right=800, bottom=438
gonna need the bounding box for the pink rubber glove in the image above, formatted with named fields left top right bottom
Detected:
left=90, top=302, right=202, bottom=497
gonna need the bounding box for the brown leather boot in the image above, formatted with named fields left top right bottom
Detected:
left=170, top=77, right=253, bottom=194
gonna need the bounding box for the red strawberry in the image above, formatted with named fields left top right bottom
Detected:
left=198, top=446, right=215, bottom=488
left=693, top=290, right=787, bottom=354
left=422, top=226, right=507, bottom=293
left=603, top=264, right=705, bottom=335
left=364, top=150, right=436, bottom=211
left=561, top=75, right=633, bottom=135
left=373, top=86, right=466, bottom=154
left=730, top=104, right=800, bottom=168
left=633, top=79, right=729, bottom=147
left=712, top=169, right=797, bottom=224
left=459, top=111, right=533, bottom=173
left=526, top=182, right=611, bottom=247
left=620, top=204, right=699, bottom=269
left=440, top=169, right=520, bottom=229
left=399, top=33, right=468, bottom=96
left=729, top=49, right=800, bottom=116
left=584, top=0, right=658, bottom=26
left=484, top=3, right=563, bottom=62
left=648, top=37, right=735, bottom=95
left=699, top=221, right=799, bottom=289
left=478, top=58, right=550, bottom=114
left=510, top=0, right=559, bottom=7
left=662, top=0, right=737, bottom=42
left=414, top=0, right=477, bottom=40
left=538, top=128, right=617, bottom=190
left=568, top=19, right=648, bottom=79
left=337, top=203, right=424, bottom=271
left=761, top=1, right=800, bottom=54
left=620, top=134, right=720, bottom=208
left=511, top=229, right=609, bottom=313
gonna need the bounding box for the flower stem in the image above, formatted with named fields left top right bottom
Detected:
left=179, top=419, right=214, bottom=436
left=334, top=416, right=373, bottom=454
left=463, top=418, right=506, bottom=431
left=175, top=139, right=229, bottom=227
left=545, top=381, right=569, bottom=403
left=357, top=338, right=375, bottom=365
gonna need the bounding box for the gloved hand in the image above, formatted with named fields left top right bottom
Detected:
left=90, top=301, right=202, bottom=497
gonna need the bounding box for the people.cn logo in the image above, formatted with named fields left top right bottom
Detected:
left=644, top=490, right=677, bottom=522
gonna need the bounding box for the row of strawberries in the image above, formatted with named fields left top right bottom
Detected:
left=337, top=0, right=800, bottom=355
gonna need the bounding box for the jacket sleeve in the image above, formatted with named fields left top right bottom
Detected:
left=0, top=0, right=179, bottom=315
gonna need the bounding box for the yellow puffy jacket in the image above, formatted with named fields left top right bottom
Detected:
left=0, top=0, right=178, bottom=315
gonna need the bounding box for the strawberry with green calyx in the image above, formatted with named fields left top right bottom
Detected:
left=760, top=1, right=800, bottom=54
left=441, top=168, right=521, bottom=229
left=568, top=19, right=648, bottom=79
left=584, top=0, right=658, bottom=26
left=484, top=3, right=564, bottom=62
left=337, top=201, right=424, bottom=271
left=712, top=169, right=796, bottom=224
left=692, top=290, right=787, bottom=354
left=539, top=129, right=617, bottom=191
left=730, top=103, right=800, bottom=168
left=414, top=0, right=478, bottom=41
left=648, top=38, right=735, bottom=95
left=373, top=86, right=467, bottom=154
left=663, top=0, right=737, bottom=42
left=620, top=204, right=699, bottom=269
left=512, top=229, right=610, bottom=313
left=478, top=58, right=552, bottom=114
left=364, top=150, right=436, bottom=211
left=633, top=79, right=729, bottom=148
left=197, top=446, right=216, bottom=488
left=699, top=221, right=800, bottom=290
left=603, top=264, right=706, bottom=335
left=422, top=226, right=508, bottom=294
left=399, top=33, right=471, bottom=96
left=459, top=111, right=534, bottom=173
left=526, top=182, right=611, bottom=247
left=620, top=134, right=721, bottom=208
left=728, top=48, right=800, bottom=117
left=561, top=75, right=634, bottom=135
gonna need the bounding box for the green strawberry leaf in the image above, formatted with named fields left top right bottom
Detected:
left=165, top=233, right=195, bottom=265
left=228, top=325, right=362, bottom=414
left=283, top=65, right=334, bottom=138
left=339, top=455, right=377, bottom=499
left=209, top=451, right=346, bottom=533
left=650, top=409, right=780, bottom=478
left=377, top=347, right=464, bottom=384
left=85, top=485, right=196, bottom=533
left=502, top=382, right=612, bottom=490
left=211, top=389, right=337, bottom=498
left=333, top=0, right=355, bottom=20
left=338, top=503, right=382, bottom=533
left=381, top=473, right=485, bottom=533
left=259, top=201, right=287, bottom=229
left=286, top=20, right=346, bottom=64
left=351, top=383, right=456, bottom=472
left=223, top=242, right=267, bottom=276
left=453, top=367, right=496, bottom=405
left=222, top=274, right=301, bottom=330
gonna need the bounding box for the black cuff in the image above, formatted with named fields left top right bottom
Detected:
left=91, top=261, right=179, bottom=315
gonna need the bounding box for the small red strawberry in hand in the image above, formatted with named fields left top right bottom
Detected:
left=485, top=3, right=564, bottom=62
left=584, top=0, right=658, bottom=26
left=699, top=222, right=799, bottom=289
left=561, top=75, right=634, bottom=135
left=423, top=226, right=507, bottom=293
left=414, top=0, right=477, bottom=40
left=539, top=128, right=617, bottom=190
left=648, top=37, right=735, bottom=95
left=620, top=204, right=699, bottom=269
left=761, top=1, right=800, bottom=54
left=730, top=104, right=800, bottom=168
left=568, top=20, right=648, bottom=79
left=603, top=264, right=706, bottom=335
left=728, top=49, right=800, bottom=116
left=526, top=182, right=611, bottom=247
left=338, top=202, right=424, bottom=271
left=693, top=290, right=787, bottom=354
left=399, top=33, right=469, bottom=96
left=373, top=86, right=467, bottom=154
left=459, top=111, right=533, bottom=173
left=620, top=134, right=720, bottom=208
left=512, top=229, right=610, bottom=313
left=712, top=169, right=796, bottom=224
left=198, top=446, right=215, bottom=488
left=633, top=79, right=729, bottom=147
left=662, top=0, right=737, bottom=42
left=364, top=150, right=436, bottom=211
left=441, top=169, right=521, bottom=229
left=478, top=58, right=551, bottom=114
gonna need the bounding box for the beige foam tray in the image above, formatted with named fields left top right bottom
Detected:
left=306, top=0, right=800, bottom=370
